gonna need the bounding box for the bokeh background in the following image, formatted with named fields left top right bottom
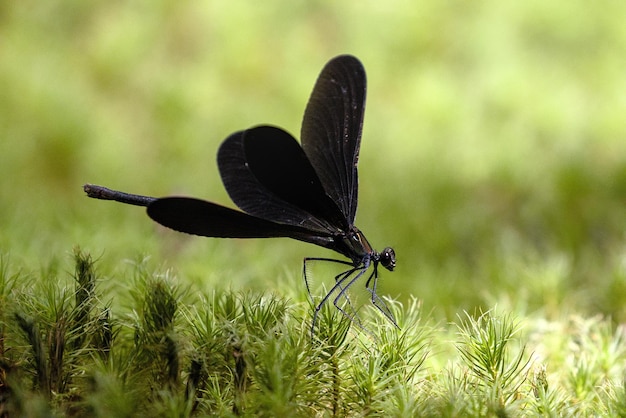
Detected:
left=2, top=1, right=625, bottom=322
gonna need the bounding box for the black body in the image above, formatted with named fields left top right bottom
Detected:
left=84, top=55, right=397, bottom=333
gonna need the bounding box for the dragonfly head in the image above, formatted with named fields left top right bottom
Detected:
left=379, top=247, right=396, bottom=271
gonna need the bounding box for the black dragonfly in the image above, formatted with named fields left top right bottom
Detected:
left=84, top=55, right=397, bottom=334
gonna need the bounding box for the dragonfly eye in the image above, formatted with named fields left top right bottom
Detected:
left=380, top=247, right=396, bottom=271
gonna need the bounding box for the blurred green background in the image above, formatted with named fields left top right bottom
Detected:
left=2, top=1, right=625, bottom=322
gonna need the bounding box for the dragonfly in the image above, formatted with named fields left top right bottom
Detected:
left=84, top=54, right=397, bottom=335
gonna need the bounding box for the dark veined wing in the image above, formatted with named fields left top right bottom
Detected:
left=301, top=55, right=366, bottom=225
left=147, top=197, right=336, bottom=249
left=218, top=126, right=348, bottom=233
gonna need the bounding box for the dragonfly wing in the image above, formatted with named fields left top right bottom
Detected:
left=301, top=55, right=366, bottom=225
left=147, top=197, right=336, bottom=249
left=218, top=126, right=348, bottom=233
